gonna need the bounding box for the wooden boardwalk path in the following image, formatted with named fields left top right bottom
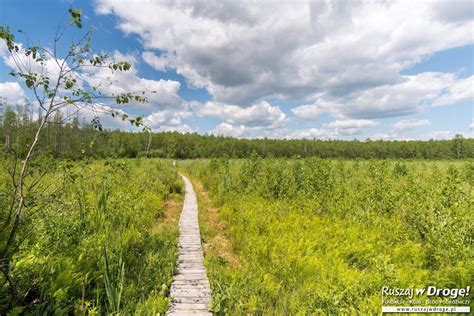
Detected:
left=168, top=174, right=212, bottom=315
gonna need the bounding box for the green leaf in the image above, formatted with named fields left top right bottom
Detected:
left=0, top=26, right=16, bottom=51
left=68, top=8, right=82, bottom=28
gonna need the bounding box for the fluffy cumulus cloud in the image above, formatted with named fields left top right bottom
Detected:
left=321, top=72, right=472, bottom=120
left=431, top=75, right=474, bottom=106
left=211, top=124, right=337, bottom=140
left=292, top=72, right=472, bottom=121
left=199, top=101, right=286, bottom=128
left=1, top=1, right=472, bottom=139
left=0, top=82, right=27, bottom=104
left=203, top=101, right=287, bottom=137
left=143, top=109, right=193, bottom=132
left=83, top=51, right=183, bottom=109
left=1, top=42, right=82, bottom=93
left=96, top=1, right=473, bottom=112
left=393, top=119, right=430, bottom=131
left=339, top=73, right=438, bottom=118
left=211, top=123, right=250, bottom=138
left=431, top=0, right=474, bottom=23
left=326, top=119, right=378, bottom=135
left=92, top=0, right=474, bottom=139
left=288, top=128, right=335, bottom=140
left=0, top=44, right=185, bottom=129
left=291, top=99, right=337, bottom=120
left=142, top=51, right=171, bottom=72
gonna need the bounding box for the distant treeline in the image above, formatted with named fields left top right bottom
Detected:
left=0, top=106, right=472, bottom=160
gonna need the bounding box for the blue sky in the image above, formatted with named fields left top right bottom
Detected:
left=0, top=0, right=472, bottom=139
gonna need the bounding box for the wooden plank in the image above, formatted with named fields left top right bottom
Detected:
left=171, top=297, right=212, bottom=304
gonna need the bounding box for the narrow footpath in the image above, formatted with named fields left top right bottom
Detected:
left=168, top=174, right=212, bottom=315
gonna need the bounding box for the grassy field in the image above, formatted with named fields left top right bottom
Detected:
left=184, top=158, right=473, bottom=314
left=0, top=158, right=183, bottom=314
left=1, top=157, right=472, bottom=314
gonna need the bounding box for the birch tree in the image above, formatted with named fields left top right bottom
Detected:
left=0, top=8, right=151, bottom=307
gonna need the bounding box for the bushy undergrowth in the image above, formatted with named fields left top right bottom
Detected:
left=0, top=158, right=182, bottom=314
left=186, top=157, right=473, bottom=314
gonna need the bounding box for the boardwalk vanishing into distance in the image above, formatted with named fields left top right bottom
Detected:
left=168, top=174, right=212, bottom=315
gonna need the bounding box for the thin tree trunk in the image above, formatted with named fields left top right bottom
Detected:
left=1, top=113, right=49, bottom=260
left=145, top=132, right=152, bottom=157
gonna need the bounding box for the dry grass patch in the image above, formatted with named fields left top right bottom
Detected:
left=190, top=178, right=241, bottom=269
left=157, top=196, right=183, bottom=229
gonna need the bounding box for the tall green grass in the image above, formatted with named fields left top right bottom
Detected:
left=186, top=158, right=473, bottom=314
left=0, top=158, right=182, bottom=314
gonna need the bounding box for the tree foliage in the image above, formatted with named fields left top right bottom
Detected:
left=0, top=108, right=472, bottom=160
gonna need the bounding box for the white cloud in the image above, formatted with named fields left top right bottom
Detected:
left=292, top=104, right=322, bottom=120
left=58, top=103, right=194, bottom=133
left=326, top=119, right=378, bottom=135
left=142, top=51, right=171, bottom=71
left=143, top=109, right=193, bottom=132
left=210, top=123, right=295, bottom=139
left=431, top=75, right=474, bottom=106
left=0, top=44, right=184, bottom=111
left=211, top=122, right=248, bottom=138
left=67, top=103, right=134, bottom=130
left=288, top=128, right=335, bottom=139
left=334, top=72, right=463, bottom=119
left=370, top=133, right=391, bottom=140
left=210, top=124, right=337, bottom=140
left=0, top=40, right=8, bottom=57
left=3, top=1, right=469, bottom=140
left=199, top=101, right=286, bottom=128
left=204, top=100, right=287, bottom=138
left=423, top=130, right=455, bottom=140
left=1, top=42, right=83, bottom=94
left=96, top=0, right=474, bottom=113
left=327, top=119, right=378, bottom=129
left=83, top=51, right=183, bottom=109
left=158, top=124, right=194, bottom=133
left=0, top=82, right=27, bottom=105
left=393, top=119, right=430, bottom=131
left=431, top=0, right=474, bottom=23
left=291, top=99, right=336, bottom=120
left=0, top=40, right=189, bottom=135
